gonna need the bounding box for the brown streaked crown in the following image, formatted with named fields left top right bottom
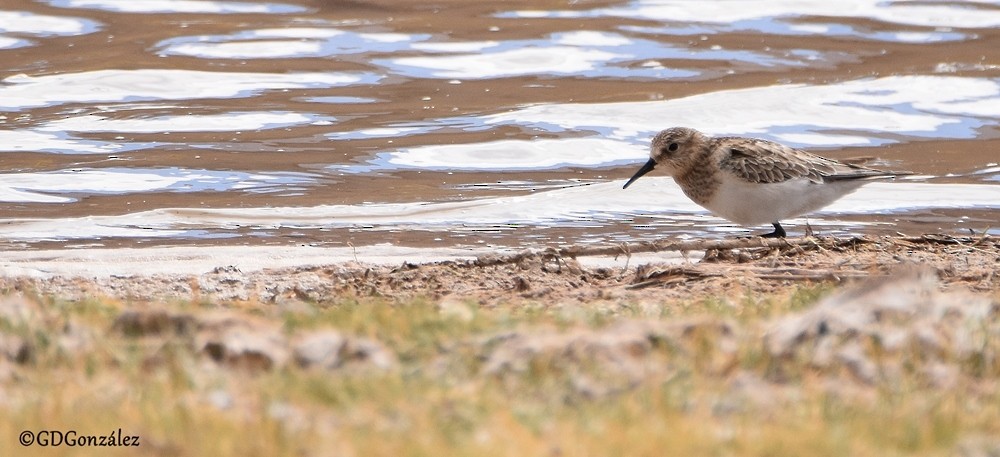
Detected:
left=648, top=127, right=710, bottom=176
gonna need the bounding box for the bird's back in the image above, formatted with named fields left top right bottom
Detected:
left=713, top=136, right=900, bottom=185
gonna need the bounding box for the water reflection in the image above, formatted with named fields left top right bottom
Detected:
left=44, top=111, right=329, bottom=134
left=45, top=0, right=308, bottom=14
left=346, top=138, right=646, bottom=172
left=156, top=24, right=845, bottom=79
left=0, top=0, right=997, bottom=248
left=1, top=70, right=370, bottom=154
left=1, top=180, right=998, bottom=242
left=483, top=76, right=999, bottom=147
left=339, top=76, right=999, bottom=172
left=0, top=10, right=99, bottom=49
left=156, top=28, right=425, bottom=59
left=0, top=129, right=159, bottom=154
left=0, top=168, right=316, bottom=203
left=503, top=1, right=1000, bottom=40
left=1, top=70, right=377, bottom=111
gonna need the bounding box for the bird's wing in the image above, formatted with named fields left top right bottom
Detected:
left=717, top=138, right=895, bottom=184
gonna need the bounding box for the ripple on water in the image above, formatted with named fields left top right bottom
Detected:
left=377, top=30, right=832, bottom=79
left=155, top=28, right=426, bottom=59
left=0, top=70, right=377, bottom=111
left=44, top=0, right=308, bottom=14
left=0, top=10, right=100, bottom=49
left=155, top=24, right=841, bottom=79
left=0, top=70, right=372, bottom=154
left=0, top=168, right=317, bottom=203
left=334, top=76, right=1000, bottom=173
left=2, top=180, right=999, bottom=242
left=42, top=112, right=330, bottom=134
left=3, top=0, right=998, bottom=246
left=501, top=0, right=1000, bottom=42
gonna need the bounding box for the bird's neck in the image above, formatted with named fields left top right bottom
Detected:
left=675, top=155, right=719, bottom=206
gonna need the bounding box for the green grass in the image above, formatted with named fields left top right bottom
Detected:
left=1, top=285, right=997, bottom=456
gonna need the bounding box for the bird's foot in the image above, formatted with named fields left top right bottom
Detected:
left=759, top=222, right=786, bottom=238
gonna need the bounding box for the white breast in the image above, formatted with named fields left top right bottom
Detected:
left=696, top=176, right=870, bottom=225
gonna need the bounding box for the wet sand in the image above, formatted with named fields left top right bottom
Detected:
left=3, top=234, right=995, bottom=305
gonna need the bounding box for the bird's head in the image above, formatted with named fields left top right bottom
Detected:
left=623, top=127, right=705, bottom=189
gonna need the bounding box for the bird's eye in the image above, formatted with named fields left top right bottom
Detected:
left=668, top=142, right=678, bottom=152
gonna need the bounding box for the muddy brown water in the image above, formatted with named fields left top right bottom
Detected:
left=1, top=0, right=998, bottom=251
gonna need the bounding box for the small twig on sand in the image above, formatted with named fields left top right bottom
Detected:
left=750, top=267, right=872, bottom=282
left=899, top=234, right=991, bottom=245
left=475, top=235, right=869, bottom=267
left=974, top=227, right=993, bottom=246
left=627, top=267, right=722, bottom=290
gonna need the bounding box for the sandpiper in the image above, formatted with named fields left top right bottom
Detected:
left=623, top=127, right=909, bottom=237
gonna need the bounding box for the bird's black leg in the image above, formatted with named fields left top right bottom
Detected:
left=760, top=222, right=786, bottom=238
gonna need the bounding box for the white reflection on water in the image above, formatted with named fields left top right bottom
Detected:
left=157, top=25, right=830, bottom=78
left=484, top=75, right=999, bottom=145
left=622, top=21, right=969, bottom=44
left=384, top=46, right=632, bottom=79
left=504, top=0, right=1000, bottom=41
left=303, top=96, right=379, bottom=104
left=45, top=0, right=307, bottom=14
left=339, top=75, right=999, bottom=172
left=379, top=30, right=828, bottom=79
left=351, top=138, right=646, bottom=171
left=1, top=180, right=998, bottom=241
left=0, top=129, right=158, bottom=154
left=1, top=69, right=366, bottom=154
left=0, top=168, right=316, bottom=203
left=1, top=111, right=327, bottom=154
left=0, top=10, right=99, bottom=49
left=42, top=112, right=328, bottom=133
left=0, top=69, right=376, bottom=111
left=156, top=28, right=423, bottom=59
left=0, top=36, right=27, bottom=49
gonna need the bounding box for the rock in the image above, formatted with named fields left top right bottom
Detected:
left=0, top=298, right=40, bottom=365
left=341, top=337, right=396, bottom=371
left=199, top=328, right=287, bottom=372
left=292, top=330, right=395, bottom=371
left=196, top=314, right=288, bottom=372
left=0, top=360, right=17, bottom=383
left=58, top=321, right=94, bottom=354
left=481, top=318, right=737, bottom=396
left=0, top=296, right=40, bottom=327
left=764, top=267, right=998, bottom=384
left=0, top=333, right=32, bottom=364
left=955, top=435, right=1000, bottom=457
left=292, top=331, right=346, bottom=369
left=835, top=342, right=876, bottom=384
left=437, top=297, right=475, bottom=322
left=541, top=261, right=561, bottom=273
left=112, top=309, right=196, bottom=337
left=205, top=389, right=234, bottom=411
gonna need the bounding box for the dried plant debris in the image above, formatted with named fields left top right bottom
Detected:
left=0, top=235, right=996, bottom=306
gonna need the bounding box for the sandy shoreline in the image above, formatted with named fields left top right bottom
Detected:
left=0, top=234, right=993, bottom=305
left=0, top=243, right=693, bottom=279
left=1, top=233, right=997, bottom=456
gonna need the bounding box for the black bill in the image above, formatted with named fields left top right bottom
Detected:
left=622, top=158, right=656, bottom=189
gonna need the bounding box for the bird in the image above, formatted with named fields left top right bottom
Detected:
left=622, top=127, right=910, bottom=238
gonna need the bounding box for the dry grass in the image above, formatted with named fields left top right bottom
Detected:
left=1, top=269, right=998, bottom=457
left=1, top=235, right=998, bottom=455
